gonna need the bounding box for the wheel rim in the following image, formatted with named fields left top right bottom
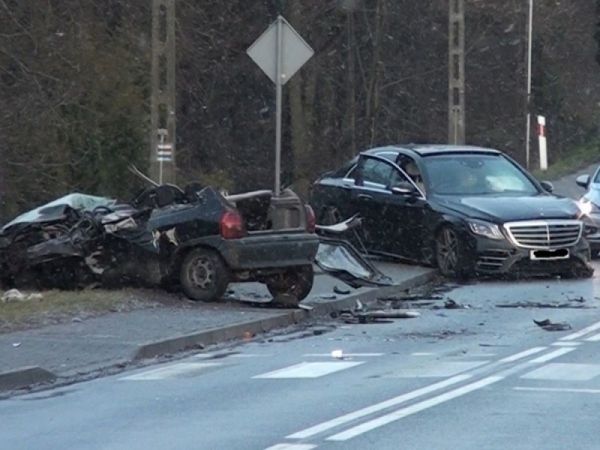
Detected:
left=188, top=256, right=215, bottom=290
left=437, top=228, right=459, bottom=274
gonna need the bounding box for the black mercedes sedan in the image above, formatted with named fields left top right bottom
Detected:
left=310, top=145, right=593, bottom=278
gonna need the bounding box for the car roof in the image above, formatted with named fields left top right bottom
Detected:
left=364, top=144, right=502, bottom=158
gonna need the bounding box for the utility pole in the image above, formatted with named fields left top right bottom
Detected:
left=448, top=0, right=466, bottom=145
left=525, top=0, right=533, bottom=169
left=150, top=0, right=176, bottom=184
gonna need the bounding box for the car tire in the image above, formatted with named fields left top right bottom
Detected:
left=266, top=265, right=314, bottom=307
left=180, top=248, right=229, bottom=301
left=435, top=225, right=472, bottom=279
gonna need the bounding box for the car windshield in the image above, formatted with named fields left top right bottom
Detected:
left=423, top=154, right=539, bottom=196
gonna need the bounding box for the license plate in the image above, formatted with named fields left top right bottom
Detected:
left=530, top=248, right=570, bottom=260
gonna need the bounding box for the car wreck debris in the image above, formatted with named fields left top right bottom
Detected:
left=533, top=319, right=572, bottom=331
left=0, top=177, right=390, bottom=307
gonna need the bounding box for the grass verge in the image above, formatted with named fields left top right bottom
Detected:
left=532, top=141, right=600, bottom=180
left=0, top=289, right=161, bottom=333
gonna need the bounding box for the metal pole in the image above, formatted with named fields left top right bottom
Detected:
left=525, top=0, right=533, bottom=169
left=275, top=16, right=283, bottom=196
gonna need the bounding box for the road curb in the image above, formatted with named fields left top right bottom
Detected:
left=133, top=269, right=437, bottom=361
left=0, top=366, right=56, bottom=392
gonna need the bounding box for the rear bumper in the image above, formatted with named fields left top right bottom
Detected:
left=218, top=232, right=319, bottom=270
left=473, top=234, right=591, bottom=276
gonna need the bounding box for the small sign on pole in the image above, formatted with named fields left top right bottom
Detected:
left=537, top=115, right=548, bottom=171
left=247, top=16, right=314, bottom=195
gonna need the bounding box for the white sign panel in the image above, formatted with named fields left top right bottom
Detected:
left=247, top=16, right=314, bottom=85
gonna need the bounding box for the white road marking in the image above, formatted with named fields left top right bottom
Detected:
left=327, top=376, right=503, bottom=441
left=514, top=387, right=600, bottom=394
left=498, top=347, right=547, bottom=363
left=287, top=374, right=471, bottom=439
left=303, top=353, right=383, bottom=357
left=264, top=444, right=317, bottom=450
left=560, top=320, right=600, bottom=341
left=253, top=361, right=364, bottom=379
left=586, top=333, right=600, bottom=342
left=121, top=362, right=223, bottom=381
left=521, top=363, right=600, bottom=381
left=529, top=347, right=575, bottom=364
left=229, top=354, right=272, bottom=358
left=551, top=342, right=581, bottom=347
left=411, top=352, right=435, bottom=356
left=382, top=361, right=489, bottom=378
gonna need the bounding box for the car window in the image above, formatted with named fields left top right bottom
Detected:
left=595, top=168, right=600, bottom=183
left=360, top=158, right=395, bottom=186
left=423, top=154, right=539, bottom=196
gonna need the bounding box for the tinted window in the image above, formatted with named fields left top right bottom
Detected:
left=422, top=154, right=538, bottom=195
left=361, top=158, right=394, bottom=186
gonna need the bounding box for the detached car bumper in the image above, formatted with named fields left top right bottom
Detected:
left=472, top=235, right=591, bottom=276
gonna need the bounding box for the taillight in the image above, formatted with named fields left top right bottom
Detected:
left=305, top=204, right=316, bottom=233
left=220, top=210, right=246, bottom=239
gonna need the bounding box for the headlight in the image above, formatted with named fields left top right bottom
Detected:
left=578, top=199, right=594, bottom=216
left=468, top=219, right=504, bottom=240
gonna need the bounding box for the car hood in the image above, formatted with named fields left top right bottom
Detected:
left=435, top=195, right=581, bottom=223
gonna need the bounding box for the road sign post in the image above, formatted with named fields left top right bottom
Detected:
left=537, top=115, right=548, bottom=171
left=247, top=16, right=314, bottom=196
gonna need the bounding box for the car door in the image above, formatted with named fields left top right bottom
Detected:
left=351, top=154, right=425, bottom=258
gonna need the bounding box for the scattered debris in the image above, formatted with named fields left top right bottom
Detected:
left=533, top=319, right=572, bottom=332
left=333, top=285, right=351, bottom=295
left=298, top=303, right=314, bottom=311
left=12, top=342, right=21, bottom=348
left=2, top=289, right=26, bottom=303
left=338, top=299, right=420, bottom=324
left=497, top=301, right=589, bottom=309
left=331, top=349, right=344, bottom=359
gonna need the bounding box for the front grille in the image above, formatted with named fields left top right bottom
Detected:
left=504, top=220, right=582, bottom=249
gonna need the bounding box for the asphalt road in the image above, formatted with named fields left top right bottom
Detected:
left=3, top=262, right=600, bottom=450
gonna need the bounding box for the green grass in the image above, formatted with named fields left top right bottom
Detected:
left=0, top=289, right=156, bottom=333
left=532, top=141, right=600, bottom=180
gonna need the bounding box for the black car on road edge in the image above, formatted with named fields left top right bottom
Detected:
left=310, top=144, right=593, bottom=279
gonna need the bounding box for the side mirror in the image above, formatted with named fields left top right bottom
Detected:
left=576, top=174, right=591, bottom=189
left=540, top=181, right=554, bottom=193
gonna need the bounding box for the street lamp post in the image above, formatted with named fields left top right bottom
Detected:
left=525, top=0, right=533, bottom=169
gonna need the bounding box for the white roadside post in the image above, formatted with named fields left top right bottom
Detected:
left=247, top=16, right=314, bottom=196
left=537, top=115, right=548, bottom=171
left=156, top=128, right=173, bottom=184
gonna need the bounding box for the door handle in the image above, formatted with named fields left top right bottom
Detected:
left=357, top=194, right=373, bottom=201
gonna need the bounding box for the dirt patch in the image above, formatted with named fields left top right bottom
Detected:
left=0, top=288, right=189, bottom=334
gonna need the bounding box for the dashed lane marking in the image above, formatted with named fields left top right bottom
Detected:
left=520, top=363, right=600, bottom=381
left=264, top=444, right=317, bottom=450
left=586, top=333, right=600, bottom=342
left=551, top=342, right=581, bottom=347
left=253, top=361, right=364, bottom=379
left=380, top=361, right=489, bottom=378
left=120, top=362, right=224, bottom=381
left=326, top=376, right=503, bottom=442
left=498, top=347, right=547, bottom=363
left=560, top=320, right=600, bottom=341
left=529, top=347, right=575, bottom=364
left=286, top=374, right=471, bottom=440
left=514, top=387, right=600, bottom=394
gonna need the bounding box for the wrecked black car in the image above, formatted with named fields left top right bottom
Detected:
left=0, top=181, right=389, bottom=306
left=0, top=185, right=322, bottom=306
